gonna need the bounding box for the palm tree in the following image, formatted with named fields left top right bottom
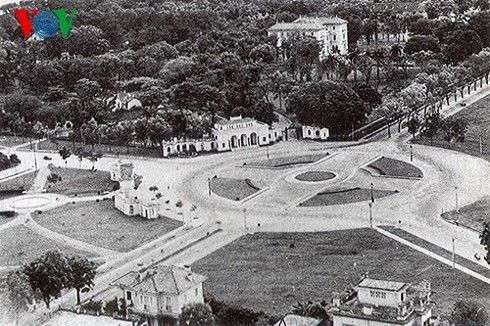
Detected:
left=368, top=47, right=386, bottom=88
left=390, top=44, right=403, bottom=70
left=348, top=46, right=361, bottom=83
left=320, top=54, right=338, bottom=81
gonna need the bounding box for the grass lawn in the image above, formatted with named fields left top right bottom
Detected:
left=379, top=226, right=490, bottom=278
left=246, top=154, right=327, bottom=169
left=295, top=171, right=335, bottom=182
left=0, top=225, right=96, bottom=266
left=300, top=188, right=396, bottom=207
left=0, top=136, right=34, bottom=148
left=192, top=229, right=490, bottom=318
left=411, top=93, right=490, bottom=161
left=44, top=167, right=118, bottom=196
left=0, top=171, right=38, bottom=200
left=33, top=200, right=182, bottom=252
left=441, top=197, right=490, bottom=233
left=36, top=139, right=162, bottom=158
left=0, top=217, right=14, bottom=225
left=368, top=157, right=423, bottom=178
left=210, top=178, right=260, bottom=201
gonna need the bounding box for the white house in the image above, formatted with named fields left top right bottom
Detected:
left=301, top=125, right=329, bottom=140
left=332, top=278, right=433, bottom=326
left=268, top=16, right=348, bottom=59
left=161, top=115, right=279, bottom=157
left=112, top=265, right=207, bottom=323
left=213, top=115, right=278, bottom=152
left=111, top=160, right=160, bottom=219
left=112, top=92, right=142, bottom=112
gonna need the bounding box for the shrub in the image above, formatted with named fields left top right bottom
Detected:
left=82, top=300, right=103, bottom=313
left=104, top=298, right=119, bottom=315
left=206, top=297, right=264, bottom=325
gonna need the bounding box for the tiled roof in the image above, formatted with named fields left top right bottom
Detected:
left=113, top=265, right=207, bottom=295
left=268, top=22, right=325, bottom=31
left=357, top=279, right=408, bottom=291
left=296, top=16, right=347, bottom=24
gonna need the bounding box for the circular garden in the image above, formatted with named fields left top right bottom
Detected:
left=295, top=171, right=336, bottom=182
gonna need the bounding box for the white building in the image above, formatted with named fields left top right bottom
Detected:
left=112, top=265, right=207, bottom=323
left=111, top=160, right=160, bottom=219
left=301, top=125, right=329, bottom=140
left=112, top=92, right=142, bottom=112
left=268, top=16, right=348, bottom=59
left=161, top=115, right=278, bottom=157
left=213, top=115, right=278, bottom=152
left=332, top=278, right=433, bottom=326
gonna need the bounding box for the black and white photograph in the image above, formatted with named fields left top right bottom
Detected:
left=0, top=0, right=489, bottom=325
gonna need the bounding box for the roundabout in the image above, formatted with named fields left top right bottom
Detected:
left=2, top=193, right=69, bottom=213
left=294, top=171, right=336, bottom=182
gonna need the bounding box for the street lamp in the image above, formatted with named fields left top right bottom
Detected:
left=266, top=145, right=270, bottom=159
left=368, top=202, right=373, bottom=228
left=370, top=183, right=375, bottom=203
left=243, top=208, right=247, bottom=234
left=455, top=186, right=459, bottom=212
left=207, top=178, right=211, bottom=196
left=409, top=145, right=413, bottom=162
left=452, top=238, right=456, bottom=269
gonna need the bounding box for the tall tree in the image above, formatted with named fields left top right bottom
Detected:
left=67, top=255, right=97, bottom=305
left=23, top=250, right=72, bottom=308
left=179, top=303, right=216, bottom=326
left=451, top=300, right=488, bottom=326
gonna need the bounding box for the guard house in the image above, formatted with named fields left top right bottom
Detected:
left=332, top=278, right=434, bottom=326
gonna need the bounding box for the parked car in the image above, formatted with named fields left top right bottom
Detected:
left=43, top=156, right=52, bottom=160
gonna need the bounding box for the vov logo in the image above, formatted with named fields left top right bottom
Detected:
left=13, top=9, right=77, bottom=39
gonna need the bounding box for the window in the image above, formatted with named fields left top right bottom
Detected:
left=263, top=137, right=266, bottom=142
left=369, top=290, right=387, bottom=299
left=126, top=291, right=132, bottom=300
left=308, top=130, right=311, bottom=135
left=166, top=297, right=172, bottom=311
left=333, top=35, right=336, bottom=40
left=195, top=288, right=199, bottom=296
left=333, top=26, right=335, bottom=30
left=222, top=143, right=225, bottom=148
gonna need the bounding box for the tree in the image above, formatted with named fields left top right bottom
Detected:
left=481, top=222, right=490, bottom=264
left=67, top=255, right=97, bottom=305
left=373, top=96, right=404, bottom=138
left=441, top=117, right=467, bottom=147
left=444, top=30, right=483, bottom=65
left=352, top=84, right=382, bottom=110
left=420, top=112, right=442, bottom=144
left=80, top=118, right=101, bottom=150
left=179, top=303, right=216, bottom=326
left=249, top=44, right=276, bottom=64
left=287, top=81, right=369, bottom=135
left=404, top=35, right=441, bottom=56
left=425, top=0, right=458, bottom=19
left=6, top=270, right=39, bottom=314
left=407, top=114, right=421, bottom=139
left=282, top=34, right=321, bottom=81
left=292, top=301, right=330, bottom=320
left=451, top=300, right=488, bottom=326
left=23, top=250, right=72, bottom=308
left=59, top=146, right=71, bottom=165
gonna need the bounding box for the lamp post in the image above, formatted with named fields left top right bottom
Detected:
left=455, top=186, right=459, bottom=212
left=33, top=144, right=38, bottom=171
left=409, top=145, right=413, bottom=162
left=207, top=178, right=211, bottom=196
left=243, top=208, right=247, bottom=234
left=368, top=202, right=373, bottom=228
left=370, top=183, right=375, bottom=203
left=452, top=238, right=456, bottom=269
left=266, top=145, right=270, bottom=159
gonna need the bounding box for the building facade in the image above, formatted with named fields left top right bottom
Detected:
left=332, top=278, right=433, bottom=326
left=301, top=125, right=330, bottom=140
left=111, top=160, right=159, bottom=219
left=112, top=265, right=207, bottom=324
left=268, top=16, right=348, bottom=59
left=161, top=115, right=279, bottom=157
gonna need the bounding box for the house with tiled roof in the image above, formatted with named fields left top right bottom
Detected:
left=268, top=16, right=348, bottom=59
left=111, top=265, right=207, bottom=321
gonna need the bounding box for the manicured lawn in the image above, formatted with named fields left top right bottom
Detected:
left=210, top=178, right=260, bottom=201
left=192, top=229, right=490, bottom=318
left=44, top=168, right=118, bottom=196
left=33, top=200, right=182, bottom=252
left=300, top=188, right=396, bottom=206
left=246, top=154, right=327, bottom=169
left=379, top=226, right=490, bottom=278
left=0, top=217, right=14, bottom=225
left=368, top=157, right=423, bottom=178
left=295, top=171, right=335, bottom=182
left=36, top=139, right=162, bottom=158
left=411, top=93, right=490, bottom=162
left=0, top=171, right=38, bottom=200
left=0, top=225, right=96, bottom=266
left=441, top=197, right=490, bottom=233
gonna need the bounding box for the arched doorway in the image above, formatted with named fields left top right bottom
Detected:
left=231, top=136, right=238, bottom=148
left=250, top=132, right=257, bottom=145
left=241, top=134, right=248, bottom=147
